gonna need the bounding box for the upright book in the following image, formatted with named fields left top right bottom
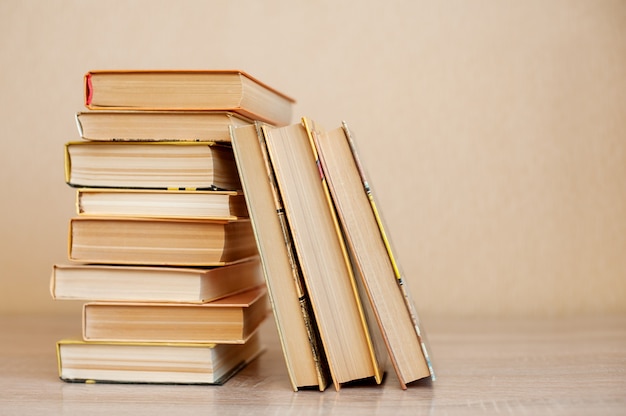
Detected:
left=82, top=287, right=269, bottom=344
left=84, top=70, right=295, bottom=126
left=230, top=123, right=330, bottom=391
left=65, top=141, right=241, bottom=191
left=76, top=110, right=253, bottom=142
left=51, top=257, right=264, bottom=303
left=312, top=122, right=434, bottom=388
left=57, top=332, right=263, bottom=385
left=262, top=120, right=385, bottom=390
left=68, top=217, right=257, bottom=266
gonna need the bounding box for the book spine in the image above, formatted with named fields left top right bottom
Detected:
left=84, top=72, right=93, bottom=107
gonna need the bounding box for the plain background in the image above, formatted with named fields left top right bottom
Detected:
left=1, top=0, right=625, bottom=319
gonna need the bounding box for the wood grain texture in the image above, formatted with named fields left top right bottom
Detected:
left=0, top=314, right=624, bottom=415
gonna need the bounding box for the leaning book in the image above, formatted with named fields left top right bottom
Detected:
left=262, top=120, right=385, bottom=390
left=230, top=123, right=330, bottom=391
left=57, top=332, right=263, bottom=385
left=312, top=122, right=434, bottom=388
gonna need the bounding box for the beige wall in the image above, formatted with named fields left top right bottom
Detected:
left=1, top=0, right=625, bottom=318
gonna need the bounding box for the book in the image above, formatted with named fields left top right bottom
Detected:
left=64, top=141, right=241, bottom=191
left=84, top=70, right=295, bottom=126
left=57, top=332, right=263, bottom=385
left=230, top=123, right=330, bottom=391
left=50, top=257, right=264, bottom=303
left=261, top=120, right=385, bottom=390
left=82, top=287, right=269, bottom=344
left=68, top=217, right=257, bottom=266
left=76, top=110, right=253, bottom=142
left=312, top=122, right=434, bottom=388
left=76, top=189, right=248, bottom=220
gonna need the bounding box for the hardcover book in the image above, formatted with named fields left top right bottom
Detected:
left=84, top=70, right=295, bottom=126
left=68, top=217, right=257, bottom=266
left=312, top=122, right=435, bottom=388
left=75, top=189, right=248, bottom=220
left=76, top=110, right=253, bottom=142
left=57, top=332, right=263, bottom=385
left=82, top=287, right=269, bottom=344
left=64, top=141, right=241, bottom=191
left=51, top=257, right=264, bottom=303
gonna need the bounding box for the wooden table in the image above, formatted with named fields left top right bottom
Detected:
left=1, top=314, right=624, bottom=415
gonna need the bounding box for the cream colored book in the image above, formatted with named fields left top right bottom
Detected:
left=230, top=123, right=330, bottom=391
left=76, top=110, right=253, bottom=142
left=262, top=120, right=385, bottom=390
left=57, top=332, right=263, bottom=385
left=64, top=141, right=241, bottom=191
left=82, top=287, right=269, bottom=344
left=312, top=122, right=434, bottom=388
left=84, top=70, right=295, bottom=126
left=51, top=257, right=264, bottom=303
left=68, top=217, right=257, bottom=266
left=76, top=189, right=248, bottom=220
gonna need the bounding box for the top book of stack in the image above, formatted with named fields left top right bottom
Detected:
left=84, top=70, right=295, bottom=126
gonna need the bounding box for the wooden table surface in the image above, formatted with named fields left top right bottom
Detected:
left=1, top=313, right=624, bottom=415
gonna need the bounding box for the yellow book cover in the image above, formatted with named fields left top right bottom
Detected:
left=64, top=140, right=241, bottom=191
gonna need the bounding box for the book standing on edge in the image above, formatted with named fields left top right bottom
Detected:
left=230, top=123, right=330, bottom=391
left=261, top=119, right=386, bottom=390
left=311, top=122, right=435, bottom=388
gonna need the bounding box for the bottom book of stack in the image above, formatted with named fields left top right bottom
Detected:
left=57, top=333, right=263, bottom=385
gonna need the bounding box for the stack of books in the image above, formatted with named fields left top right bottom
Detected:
left=51, top=69, right=435, bottom=391
left=50, top=70, right=296, bottom=385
